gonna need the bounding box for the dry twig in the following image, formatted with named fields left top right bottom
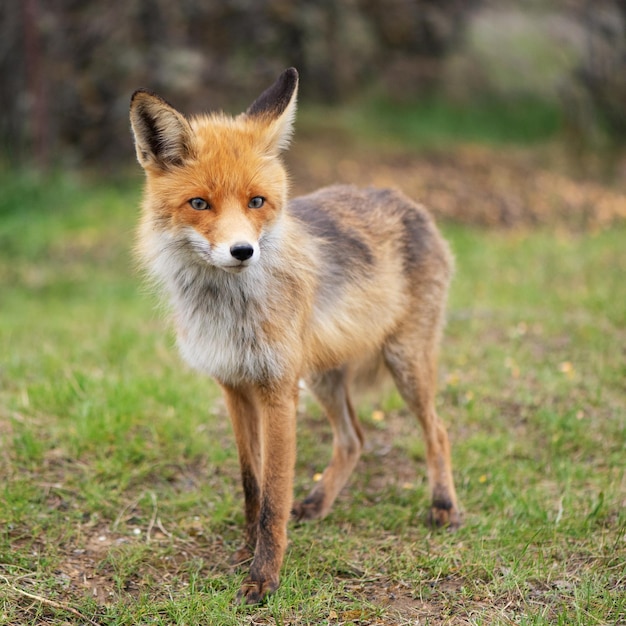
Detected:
left=1, top=575, right=101, bottom=626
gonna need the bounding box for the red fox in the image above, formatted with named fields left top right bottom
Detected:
left=130, top=68, right=460, bottom=604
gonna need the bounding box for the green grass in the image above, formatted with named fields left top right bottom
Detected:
left=1, top=171, right=624, bottom=625
left=300, top=96, right=562, bottom=149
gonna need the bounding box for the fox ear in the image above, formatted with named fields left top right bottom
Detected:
left=246, top=67, right=298, bottom=153
left=130, top=90, right=192, bottom=170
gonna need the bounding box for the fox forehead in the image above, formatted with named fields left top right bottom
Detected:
left=190, top=113, right=261, bottom=155
left=191, top=114, right=279, bottom=165
left=149, top=114, right=287, bottom=200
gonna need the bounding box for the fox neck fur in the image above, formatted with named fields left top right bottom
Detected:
left=138, top=207, right=317, bottom=386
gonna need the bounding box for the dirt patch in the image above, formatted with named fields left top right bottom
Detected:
left=348, top=576, right=466, bottom=625
left=288, top=138, right=626, bottom=231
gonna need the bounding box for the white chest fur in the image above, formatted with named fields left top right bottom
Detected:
left=176, top=270, right=286, bottom=384
left=145, top=229, right=288, bottom=385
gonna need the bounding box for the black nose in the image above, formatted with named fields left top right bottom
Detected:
left=230, top=242, right=254, bottom=262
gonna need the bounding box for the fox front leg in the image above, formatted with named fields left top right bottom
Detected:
left=222, top=381, right=298, bottom=604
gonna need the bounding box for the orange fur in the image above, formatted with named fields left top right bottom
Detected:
left=130, top=68, right=460, bottom=604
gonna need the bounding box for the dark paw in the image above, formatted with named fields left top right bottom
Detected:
left=291, top=491, right=325, bottom=522
left=237, top=575, right=279, bottom=605
left=427, top=500, right=461, bottom=530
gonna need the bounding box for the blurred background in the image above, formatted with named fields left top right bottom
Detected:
left=2, top=0, right=625, bottom=171
left=2, top=4, right=626, bottom=622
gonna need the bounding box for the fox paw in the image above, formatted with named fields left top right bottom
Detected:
left=237, top=575, right=279, bottom=605
left=427, top=500, right=461, bottom=530
left=291, top=491, right=325, bottom=521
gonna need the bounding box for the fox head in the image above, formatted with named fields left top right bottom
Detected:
left=130, top=68, right=298, bottom=273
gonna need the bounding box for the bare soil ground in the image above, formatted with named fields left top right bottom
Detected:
left=288, top=134, right=626, bottom=231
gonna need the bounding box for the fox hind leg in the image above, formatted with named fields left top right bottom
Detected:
left=384, top=336, right=461, bottom=529
left=292, top=367, right=364, bottom=521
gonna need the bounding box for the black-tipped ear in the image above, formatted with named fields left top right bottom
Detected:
left=247, top=68, right=299, bottom=119
left=129, top=89, right=192, bottom=170
left=246, top=68, right=299, bottom=153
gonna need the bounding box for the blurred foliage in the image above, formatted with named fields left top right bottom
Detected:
left=0, top=0, right=624, bottom=169
left=328, top=96, right=563, bottom=146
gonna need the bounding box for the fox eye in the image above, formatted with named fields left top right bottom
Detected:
left=189, top=197, right=209, bottom=211
left=248, top=196, right=265, bottom=209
